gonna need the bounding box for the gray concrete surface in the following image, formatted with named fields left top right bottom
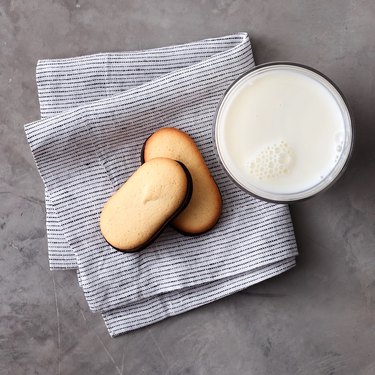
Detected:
left=1, top=0, right=374, bottom=374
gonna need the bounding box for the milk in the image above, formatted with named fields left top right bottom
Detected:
left=216, top=65, right=351, bottom=200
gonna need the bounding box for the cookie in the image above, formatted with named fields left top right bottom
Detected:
left=100, top=157, right=192, bottom=252
left=141, top=127, right=222, bottom=235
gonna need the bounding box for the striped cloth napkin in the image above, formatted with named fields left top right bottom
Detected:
left=25, top=32, right=298, bottom=336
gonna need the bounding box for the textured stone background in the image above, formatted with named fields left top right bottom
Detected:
left=1, top=1, right=374, bottom=374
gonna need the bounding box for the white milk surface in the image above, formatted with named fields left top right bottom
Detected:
left=217, top=68, right=346, bottom=195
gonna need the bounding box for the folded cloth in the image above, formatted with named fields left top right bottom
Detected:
left=25, top=33, right=298, bottom=336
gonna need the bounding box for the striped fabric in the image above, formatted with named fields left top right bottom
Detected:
left=25, top=33, right=298, bottom=336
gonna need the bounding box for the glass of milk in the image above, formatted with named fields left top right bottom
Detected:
left=214, top=63, right=353, bottom=202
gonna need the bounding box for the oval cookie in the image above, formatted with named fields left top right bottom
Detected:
left=100, top=157, right=192, bottom=252
left=142, top=128, right=222, bottom=235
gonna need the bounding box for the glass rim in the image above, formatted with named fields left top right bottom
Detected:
left=213, top=62, right=355, bottom=204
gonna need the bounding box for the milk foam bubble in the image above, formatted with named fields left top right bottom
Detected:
left=246, top=141, right=294, bottom=181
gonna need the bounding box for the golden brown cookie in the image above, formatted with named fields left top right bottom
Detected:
left=100, top=157, right=192, bottom=252
left=141, top=128, right=222, bottom=235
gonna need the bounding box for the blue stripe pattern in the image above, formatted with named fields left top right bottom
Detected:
left=25, top=33, right=298, bottom=336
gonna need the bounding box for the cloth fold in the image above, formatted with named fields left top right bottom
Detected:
left=25, top=33, right=298, bottom=336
